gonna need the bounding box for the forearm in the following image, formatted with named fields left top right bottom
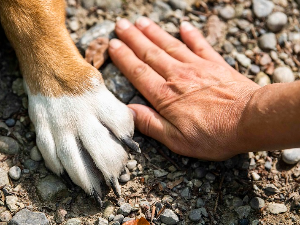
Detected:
left=238, top=81, right=300, bottom=153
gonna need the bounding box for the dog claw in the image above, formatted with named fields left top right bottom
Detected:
left=93, top=189, right=103, bottom=207
left=121, top=137, right=141, bottom=153
left=110, top=177, right=121, bottom=197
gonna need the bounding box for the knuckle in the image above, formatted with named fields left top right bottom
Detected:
left=143, top=47, right=163, bottom=64
left=164, top=40, right=185, bottom=55
left=132, top=63, right=148, bottom=78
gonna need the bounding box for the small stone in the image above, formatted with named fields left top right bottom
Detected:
left=219, top=5, right=235, bottom=20
left=12, top=78, right=24, bottom=96
left=8, top=166, right=21, bottom=180
left=117, top=203, right=132, bottom=216
left=253, top=0, right=274, bottom=18
left=250, top=65, right=260, bottom=74
left=55, top=208, right=67, bottom=224
left=265, top=161, right=272, bottom=170
left=65, top=218, right=82, bottom=225
left=267, top=12, right=287, bottom=32
left=5, top=119, right=15, bottom=127
left=180, top=187, right=191, bottom=199
left=205, top=172, right=216, bottom=181
left=267, top=203, right=287, bottom=214
left=69, top=18, right=79, bottom=32
left=123, top=217, right=134, bottom=223
left=119, top=173, right=130, bottom=183
left=0, top=210, right=12, bottom=222
left=236, top=53, right=251, bottom=68
left=196, top=198, right=205, bottom=208
left=250, top=197, right=265, bottom=209
left=103, top=202, right=115, bottom=219
left=154, top=169, right=168, bottom=178
left=113, top=214, right=124, bottom=223
left=96, top=217, right=108, bottom=225
left=153, top=1, right=172, bottom=20
left=270, top=51, right=278, bottom=60
left=259, top=54, right=272, bottom=66
left=160, top=209, right=179, bottom=225
left=258, top=33, right=277, bottom=50
left=9, top=209, right=49, bottom=225
left=6, top=196, right=18, bottom=212
left=0, top=168, right=9, bottom=187
left=237, top=20, right=250, bottom=30
left=223, top=41, right=234, bottom=53
left=273, top=67, right=295, bottom=83
left=37, top=175, right=68, bottom=201
left=251, top=172, right=260, bottom=181
left=254, top=72, right=271, bottom=87
left=168, top=0, right=187, bottom=10
left=0, top=136, right=19, bottom=155
left=264, top=184, right=280, bottom=194
left=224, top=56, right=236, bottom=67
left=30, top=146, right=43, bottom=162
left=282, top=148, right=300, bottom=164
left=188, top=209, right=202, bottom=222
left=194, top=167, right=207, bottom=179
left=235, top=205, right=251, bottom=219
left=126, top=160, right=137, bottom=170
left=23, top=159, right=39, bottom=171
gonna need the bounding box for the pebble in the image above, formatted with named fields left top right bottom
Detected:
left=154, top=169, right=168, bottom=178
left=117, top=203, right=132, bottom=216
left=0, top=210, right=12, bottom=222
left=223, top=41, right=234, bottom=53
left=194, top=167, right=207, bottom=179
left=153, top=1, right=172, bottom=20
left=258, top=33, right=277, bottom=50
left=2, top=94, right=22, bottom=119
left=102, top=63, right=136, bottom=103
left=9, top=209, right=49, bottom=225
left=236, top=53, right=251, bottom=68
left=264, top=184, right=280, bottom=194
left=219, top=5, right=235, bottom=20
left=5, top=118, right=15, bottom=127
left=273, top=67, right=295, bottom=83
left=237, top=19, right=250, bottom=31
left=259, top=53, right=272, bottom=66
left=267, top=203, right=287, bottom=214
left=36, top=175, right=68, bottom=201
left=255, top=72, right=271, bottom=87
left=6, top=195, right=18, bottom=212
left=0, top=168, right=9, bottom=187
left=123, top=217, right=134, bottom=223
left=12, top=78, right=24, bottom=96
left=264, top=161, right=272, bottom=170
left=69, top=18, right=80, bottom=32
left=180, top=187, right=191, bottom=199
left=267, top=12, right=288, bottom=32
left=188, top=209, right=202, bottom=222
left=250, top=65, right=260, bottom=74
left=30, top=146, right=43, bottom=161
left=205, top=172, right=216, bottom=182
left=96, top=217, right=108, bottom=225
left=8, top=166, right=21, bottom=180
left=119, top=173, right=131, bottom=183
left=113, top=214, right=124, bottom=223
left=224, top=56, right=236, bottom=67
left=65, top=218, right=82, bottom=225
left=251, top=172, right=260, bottom=181
left=0, top=136, right=19, bottom=155
left=250, top=197, right=265, bottom=209
left=103, top=202, right=115, bottom=219
left=23, top=159, right=39, bottom=171
left=168, top=0, right=187, bottom=10
left=126, top=160, right=137, bottom=170
left=196, top=198, right=205, bottom=208
left=253, top=0, right=274, bottom=18
left=282, top=148, right=300, bottom=164
left=235, top=205, right=251, bottom=219
left=160, top=209, right=179, bottom=224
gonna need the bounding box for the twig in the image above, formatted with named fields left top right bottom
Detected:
left=213, top=173, right=225, bottom=214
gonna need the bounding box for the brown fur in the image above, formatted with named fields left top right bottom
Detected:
left=0, top=0, right=103, bottom=97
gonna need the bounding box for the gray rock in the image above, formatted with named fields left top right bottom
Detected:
left=224, top=56, right=236, bottom=67
left=252, top=0, right=274, bottom=18
left=153, top=1, right=173, bottom=20
left=126, top=160, right=137, bottom=170
left=267, top=203, right=287, bottom=214
left=235, top=205, right=251, bottom=219
left=23, top=159, right=39, bottom=171
left=264, top=161, right=272, bottom=170
left=219, top=5, right=235, bottom=20
left=6, top=196, right=18, bottom=212
left=102, top=64, right=136, bottom=103
left=77, top=20, right=115, bottom=52
left=0, top=210, right=12, bottom=222
left=94, top=0, right=122, bottom=11
left=168, top=0, right=187, bottom=10
left=65, top=218, right=81, bottom=225
left=2, top=94, right=22, bottom=119
left=12, top=78, right=24, bottom=96
left=223, top=41, right=234, bottom=53
left=96, top=217, right=108, bottom=225
left=250, top=197, right=265, bottom=209
left=113, top=214, right=124, bottom=223
left=0, top=168, right=10, bottom=187
left=237, top=19, right=250, bottom=31
left=123, top=217, right=134, bottom=223
left=0, top=136, right=19, bottom=155
left=154, top=169, right=168, bottom=178
left=119, top=173, right=131, bottom=183
left=180, top=187, right=191, bottom=199
left=117, top=203, right=132, bottom=216
left=37, top=175, right=68, bottom=201
left=194, top=167, right=207, bottom=179
left=69, top=18, right=79, bottom=32
left=267, top=12, right=287, bottom=32
left=236, top=53, right=251, bottom=68
left=250, top=64, right=260, bottom=74
left=8, top=166, right=21, bottom=180
left=5, top=119, right=15, bottom=127
left=188, top=208, right=202, bottom=222
left=273, top=67, right=295, bottom=83
left=258, top=33, right=277, bottom=50
left=254, top=72, right=271, bottom=87
left=160, top=209, right=179, bottom=225
left=282, top=148, right=300, bottom=164
left=196, top=198, right=205, bottom=208
left=205, top=172, right=216, bottom=181
left=30, top=146, right=43, bottom=162
left=0, top=122, right=9, bottom=135
left=264, top=184, right=280, bottom=194
left=8, top=209, right=49, bottom=225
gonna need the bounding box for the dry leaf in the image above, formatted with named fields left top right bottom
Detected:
left=85, top=37, right=109, bottom=69
left=167, top=177, right=184, bottom=189
left=206, top=15, right=225, bottom=46
left=122, top=217, right=150, bottom=225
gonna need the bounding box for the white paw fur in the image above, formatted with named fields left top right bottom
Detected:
left=24, top=81, right=137, bottom=197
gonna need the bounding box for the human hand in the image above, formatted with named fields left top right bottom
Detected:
left=108, top=17, right=261, bottom=161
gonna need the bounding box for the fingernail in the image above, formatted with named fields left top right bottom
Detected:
left=109, top=39, right=122, bottom=49
left=180, top=21, right=194, bottom=31
left=136, top=16, right=150, bottom=28
left=117, top=18, right=131, bottom=30
left=129, top=108, right=136, bottom=120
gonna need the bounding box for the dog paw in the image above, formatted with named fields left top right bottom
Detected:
left=26, top=82, right=140, bottom=202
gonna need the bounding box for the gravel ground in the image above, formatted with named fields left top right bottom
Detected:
left=1, top=0, right=300, bottom=224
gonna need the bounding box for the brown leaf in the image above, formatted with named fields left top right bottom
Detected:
left=205, top=15, right=225, bottom=46
left=167, top=177, right=184, bottom=189
left=122, top=217, right=150, bottom=225
left=85, top=37, right=109, bottom=69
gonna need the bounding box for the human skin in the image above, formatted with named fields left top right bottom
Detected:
left=108, top=17, right=300, bottom=161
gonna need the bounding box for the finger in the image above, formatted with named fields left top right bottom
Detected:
left=115, top=18, right=182, bottom=79
left=109, top=38, right=165, bottom=106
left=180, top=22, right=230, bottom=68
left=135, top=17, right=201, bottom=63
left=128, top=104, right=180, bottom=150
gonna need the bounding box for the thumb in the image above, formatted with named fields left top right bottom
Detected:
left=128, top=104, right=176, bottom=147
